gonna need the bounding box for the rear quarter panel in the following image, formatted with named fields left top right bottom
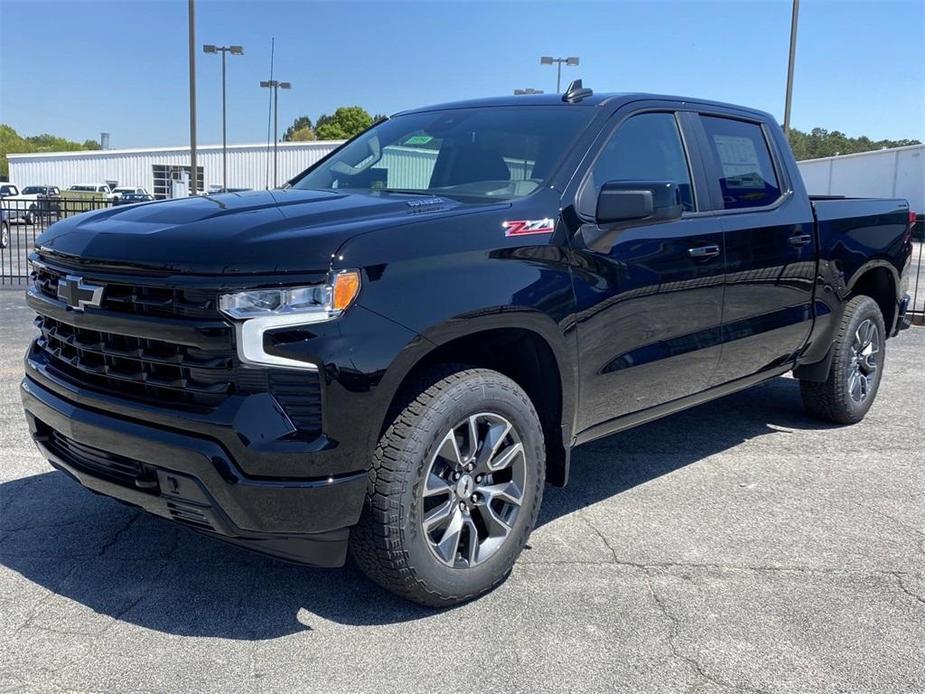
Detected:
left=802, top=197, right=912, bottom=361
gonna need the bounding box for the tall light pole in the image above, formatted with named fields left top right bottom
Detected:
left=187, top=0, right=197, bottom=195
left=259, top=79, right=291, bottom=188
left=540, top=56, right=579, bottom=93
left=783, top=0, right=800, bottom=135
left=203, top=44, right=244, bottom=192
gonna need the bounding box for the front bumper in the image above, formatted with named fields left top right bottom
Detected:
left=22, top=376, right=367, bottom=567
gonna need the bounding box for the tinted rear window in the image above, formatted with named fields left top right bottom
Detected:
left=701, top=116, right=781, bottom=209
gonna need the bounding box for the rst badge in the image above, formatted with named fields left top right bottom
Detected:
left=503, top=218, right=555, bottom=237
left=57, top=275, right=104, bottom=311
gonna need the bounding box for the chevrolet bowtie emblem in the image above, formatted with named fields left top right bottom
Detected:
left=57, top=275, right=104, bottom=311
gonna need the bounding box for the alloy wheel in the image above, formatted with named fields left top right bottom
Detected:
left=421, top=412, right=527, bottom=569
left=848, top=318, right=880, bottom=403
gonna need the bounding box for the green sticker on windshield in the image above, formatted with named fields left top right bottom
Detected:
left=404, top=135, right=433, bottom=145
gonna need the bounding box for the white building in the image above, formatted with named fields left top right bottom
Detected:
left=796, top=143, right=924, bottom=212
left=7, top=141, right=344, bottom=198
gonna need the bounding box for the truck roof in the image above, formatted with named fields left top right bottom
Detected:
left=397, top=92, right=774, bottom=122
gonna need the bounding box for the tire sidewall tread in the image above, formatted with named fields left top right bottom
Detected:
left=350, top=366, right=546, bottom=607
left=800, top=295, right=886, bottom=425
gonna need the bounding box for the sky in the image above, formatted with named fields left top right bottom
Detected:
left=1, top=0, right=923, bottom=149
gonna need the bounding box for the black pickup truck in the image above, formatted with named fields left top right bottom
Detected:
left=22, top=84, right=915, bottom=606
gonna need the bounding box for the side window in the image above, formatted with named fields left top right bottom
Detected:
left=588, top=112, right=695, bottom=212
left=701, top=116, right=781, bottom=209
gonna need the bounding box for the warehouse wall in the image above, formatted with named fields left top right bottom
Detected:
left=7, top=141, right=344, bottom=194
left=8, top=141, right=536, bottom=196
left=796, top=144, right=924, bottom=210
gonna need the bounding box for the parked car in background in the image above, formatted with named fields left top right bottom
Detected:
left=22, top=87, right=916, bottom=606
left=65, top=183, right=115, bottom=200
left=0, top=206, right=9, bottom=248
left=113, top=190, right=154, bottom=205
left=60, top=183, right=116, bottom=213
left=17, top=186, right=62, bottom=224
left=0, top=184, right=28, bottom=223
left=111, top=186, right=151, bottom=204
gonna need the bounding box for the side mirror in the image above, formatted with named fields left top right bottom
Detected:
left=596, top=180, right=682, bottom=225
left=582, top=180, right=683, bottom=253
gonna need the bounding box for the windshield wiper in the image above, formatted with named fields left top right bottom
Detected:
left=375, top=188, right=437, bottom=196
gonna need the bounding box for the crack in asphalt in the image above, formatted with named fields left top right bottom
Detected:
left=584, top=515, right=773, bottom=693
left=643, top=570, right=772, bottom=694
left=894, top=574, right=925, bottom=608
left=97, top=510, right=142, bottom=557
left=9, top=564, right=80, bottom=641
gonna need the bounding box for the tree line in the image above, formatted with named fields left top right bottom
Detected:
left=787, top=127, right=919, bottom=160
left=282, top=106, right=386, bottom=142
left=1, top=125, right=101, bottom=178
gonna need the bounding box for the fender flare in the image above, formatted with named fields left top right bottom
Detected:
left=371, top=307, right=578, bottom=486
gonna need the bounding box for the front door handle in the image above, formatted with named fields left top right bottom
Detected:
left=788, top=233, right=813, bottom=247
left=688, top=244, right=721, bottom=259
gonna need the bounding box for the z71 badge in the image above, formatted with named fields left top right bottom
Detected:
left=503, top=218, right=555, bottom=237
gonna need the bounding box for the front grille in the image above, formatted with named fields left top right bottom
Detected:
left=35, top=314, right=235, bottom=409
left=29, top=260, right=324, bottom=436
left=41, top=424, right=157, bottom=492
left=33, top=264, right=218, bottom=319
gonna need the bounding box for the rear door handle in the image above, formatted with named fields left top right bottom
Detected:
left=688, top=244, right=721, bottom=259
left=788, top=233, right=813, bottom=247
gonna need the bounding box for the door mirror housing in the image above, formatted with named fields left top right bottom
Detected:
left=582, top=180, right=684, bottom=253
left=595, top=180, right=682, bottom=225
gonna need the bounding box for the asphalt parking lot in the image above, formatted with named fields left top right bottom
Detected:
left=0, top=290, right=922, bottom=693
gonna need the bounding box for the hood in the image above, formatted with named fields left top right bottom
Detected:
left=35, top=188, right=482, bottom=275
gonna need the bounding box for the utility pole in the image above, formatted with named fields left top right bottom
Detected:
left=187, top=0, right=198, bottom=195
left=203, top=44, right=244, bottom=192
left=259, top=79, right=291, bottom=188
left=783, top=0, right=800, bottom=135
left=540, top=56, right=579, bottom=93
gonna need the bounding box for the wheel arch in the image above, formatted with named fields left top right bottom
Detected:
left=846, top=261, right=898, bottom=334
left=379, top=314, right=576, bottom=487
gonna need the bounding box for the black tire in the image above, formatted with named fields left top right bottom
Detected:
left=799, top=295, right=886, bottom=424
left=350, top=366, right=546, bottom=607
left=0, top=223, right=9, bottom=249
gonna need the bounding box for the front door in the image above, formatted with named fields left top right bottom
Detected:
left=568, top=110, right=725, bottom=435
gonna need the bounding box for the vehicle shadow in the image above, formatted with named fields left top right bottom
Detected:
left=0, top=376, right=833, bottom=637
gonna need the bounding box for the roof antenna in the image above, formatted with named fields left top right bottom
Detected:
left=562, top=79, right=593, bottom=103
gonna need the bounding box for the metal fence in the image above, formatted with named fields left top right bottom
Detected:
left=911, top=238, right=925, bottom=325
left=1, top=197, right=115, bottom=284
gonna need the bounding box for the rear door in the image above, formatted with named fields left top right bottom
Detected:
left=695, top=113, right=817, bottom=383
left=567, top=107, right=725, bottom=435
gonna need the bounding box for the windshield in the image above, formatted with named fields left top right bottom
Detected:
left=22, top=187, right=44, bottom=194
left=292, top=107, right=594, bottom=201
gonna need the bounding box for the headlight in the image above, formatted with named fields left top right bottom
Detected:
left=219, top=270, right=361, bottom=370
left=219, top=285, right=332, bottom=318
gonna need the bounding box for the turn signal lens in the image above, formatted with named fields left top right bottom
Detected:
left=332, top=270, right=361, bottom=311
